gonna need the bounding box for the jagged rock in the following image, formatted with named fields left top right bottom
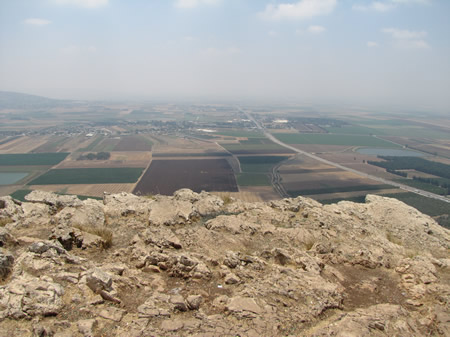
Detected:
left=0, top=228, right=17, bottom=247
left=86, top=268, right=113, bottom=293
left=224, top=273, right=240, bottom=284
left=160, top=319, right=184, bottom=331
left=25, top=190, right=83, bottom=208
left=54, top=199, right=105, bottom=228
left=29, top=240, right=66, bottom=255
left=77, top=319, right=97, bottom=337
left=0, top=275, right=64, bottom=319
left=170, top=294, right=188, bottom=312
left=226, top=296, right=263, bottom=315
left=148, top=198, right=194, bottom=226
left=97, top=307, right=125, bottom=322
left=50, top=225, right=83, bottom=250
left=142, top=226, right=182, bottom=249
left=0, top=196, right=23, bottom=224
left=186, top=295, right=203, bottom=310
left=0, top=249, right=14, bottom=279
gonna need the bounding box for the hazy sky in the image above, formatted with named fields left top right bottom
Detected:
left=0, top=0, right=449, bottom=111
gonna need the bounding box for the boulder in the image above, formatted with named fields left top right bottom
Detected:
left=86, top=268, right=113, bottom=293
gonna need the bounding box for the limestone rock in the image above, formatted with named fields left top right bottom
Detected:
left=25, top=190, right=83, bottom=208
left=226, top=296, right=263, bottom=315
left=86, top=268, right=113, bottom=293
left=0, top=189, right=448, bottom=336
left=0, top=249, right=14, bottom=279
left=0, top=275, right=64, bottom=319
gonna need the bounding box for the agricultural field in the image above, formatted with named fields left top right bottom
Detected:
left=221, top=139, right=294, bottom=155
left=237, top=173, right=271, bottom=186
left=278, top=156, right=392, bottom=200
left=394, top=179, right=448, bottom=195
left=28, top=167, right=144, bottom=185
left=31, top=136, right=69, bottom=153
left=0, top=152, right=69, bottom=166
left=0, top=135, right=50, bottom=153
left=287, top=184, right=393, bottom=197
left=77, top=136, right=104, bottom=152
left=57, top=151, right=151, bottom=169
left=133, top=159, right=238, bottom=195
left=273, top=133, right=400, bottom=148
left=214, top=130, right=263, bottom=138
left=152, top=136, right=227, bottom=156
left=324, top=125, right=384, bottom=135
left=238, top=155, right=291, bottom=173
left=113, top=135, right=153, bottom=151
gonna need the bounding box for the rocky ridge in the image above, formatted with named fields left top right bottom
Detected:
left=0, top=189, right=449, bottom=336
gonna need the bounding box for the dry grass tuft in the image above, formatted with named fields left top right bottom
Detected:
left=74, top=224, right=113, bottom=249
left=221, top=194, right=232, bottom=205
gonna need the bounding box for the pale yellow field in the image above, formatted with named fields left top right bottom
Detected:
left=28, top=183, right=135, bottom=197
left=0, top=185, right=20, bottom=197
left=0, top=136, right=49, bottom=153
left=153, top=137, right=226, bottom=154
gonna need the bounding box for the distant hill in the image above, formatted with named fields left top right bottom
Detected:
left=0, top=91, right=70, bottom=109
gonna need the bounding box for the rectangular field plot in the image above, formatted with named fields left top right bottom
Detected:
left=273, top=133, right=399, bottom=148
left=113, top=136, right=153, bottom=151
left=222, top=141, right=294, bottom=155
left=28, top=167, right=144, bottom=185
left=57, top=151, right=151, bottom=169
left=133, top=159, right=238, bottom=195
left=239, top=155, right=291, bottom=173
left=0, top=152, right=69, bottom=166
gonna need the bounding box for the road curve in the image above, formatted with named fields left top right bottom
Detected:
left=238, top=107, right=450, bottom=204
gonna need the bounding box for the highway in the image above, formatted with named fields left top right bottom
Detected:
left=238, top=107, right=450, bottom=204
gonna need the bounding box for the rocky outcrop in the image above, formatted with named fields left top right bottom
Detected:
left=0, top=190, right=449, bottom=336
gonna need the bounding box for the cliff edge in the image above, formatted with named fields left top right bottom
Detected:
left=0, top=189, right=449, bottom=336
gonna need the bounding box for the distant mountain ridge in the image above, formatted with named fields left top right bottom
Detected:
left=0, top=91, right=70, bottom=109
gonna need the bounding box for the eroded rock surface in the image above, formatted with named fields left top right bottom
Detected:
left=0, top=190, right=448, bottom=336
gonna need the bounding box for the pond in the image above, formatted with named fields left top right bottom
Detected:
left=356, top=148, right=424, bottom=157
left=0, top=172, right=29, bottom=185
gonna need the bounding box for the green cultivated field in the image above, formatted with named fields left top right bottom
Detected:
left=395, top=179, right=448, bottom=195
left=223, top=142, right=294, bottom=155
left=215, top=130, right=263, bottom=138
left=239, top=155, right=290, bottom=173
left=237, top=173, right=271, bottom=186
left=78, top=136, right=104, bottom=152
left=325, top=125, right=384, bottom=135
left=287, top=184, right=392, bottom=197
left=274, top=133, right=399, bottom=147
left=28, top=167, right=144, bottom=185
left=0, top=152, right=69, bottom=166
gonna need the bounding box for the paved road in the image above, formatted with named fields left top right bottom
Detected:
left=238, top=107, right=450, bottom=204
